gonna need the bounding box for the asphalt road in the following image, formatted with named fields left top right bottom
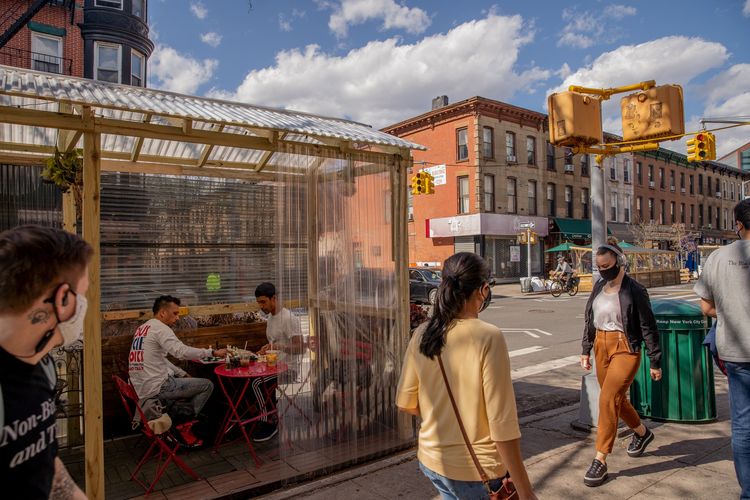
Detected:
left=478, top=282, right=701, bottom=417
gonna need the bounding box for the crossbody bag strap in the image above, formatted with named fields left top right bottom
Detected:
left=437, top=354, right=491, bottom=485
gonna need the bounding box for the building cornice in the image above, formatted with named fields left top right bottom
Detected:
left=382, top=96, right=547, bottom=137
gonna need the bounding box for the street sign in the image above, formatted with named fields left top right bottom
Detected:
left=519, top=221, right=535, bottom=229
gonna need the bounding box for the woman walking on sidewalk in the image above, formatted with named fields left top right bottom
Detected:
left=580, top=239, right=662, bottom=487
left=397, top=252, right=537, bottom=500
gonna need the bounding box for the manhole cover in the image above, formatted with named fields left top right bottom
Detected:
left=527, top=309, right=554, bottom=314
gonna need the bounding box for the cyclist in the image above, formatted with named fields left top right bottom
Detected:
left=553, top=255, right=574, bottom=290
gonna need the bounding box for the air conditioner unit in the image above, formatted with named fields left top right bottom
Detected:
left=670, top=186, right=676, bottom=192
left=564, top=164, right=574, bottom=173
left=507, top=155, right=517, bottom=163
left=716, top=191, right=722, bottom=198
left=707, top=224, right=713, bottom=229
left=649, top=181, right=655, bottom=188
left=681, top=188, right=686, bottom=193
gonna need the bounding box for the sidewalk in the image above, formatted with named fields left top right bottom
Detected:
left=261, top=375, right=738, bottom=499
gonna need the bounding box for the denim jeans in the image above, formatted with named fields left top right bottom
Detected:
left=726, top=362, right=750, bottom=500
left=158, top=376, right=213, bottom=417
left=419, top=462, right=504, bottom=500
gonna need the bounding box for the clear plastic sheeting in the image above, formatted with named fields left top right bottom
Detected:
left=274, top=149, right=412, bottom=482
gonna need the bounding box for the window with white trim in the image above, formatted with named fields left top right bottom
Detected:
left=131, top=49, right=144, bottom=86
left=506, top=177, right=516, bottom=214
left=95, top=42, right=121, bottom=83
left=484, top=174, right=495, bottom=212
left=31, top=33, right=62, bottom=74
left=610, top=193, right=618, bottom=222
left=624, top=194, right=631, bottom=223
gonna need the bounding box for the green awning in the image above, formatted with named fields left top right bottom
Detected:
left=552, top=218, right=611, bottom=239
left=546, top=242, right=590, bottom=253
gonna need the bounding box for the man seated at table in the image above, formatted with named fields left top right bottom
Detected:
left=128, top=295, right=226, bottom=436
left=251, top=282, right=304, bottom=442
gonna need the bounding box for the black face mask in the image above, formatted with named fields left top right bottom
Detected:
left=479, top=285, right=492, bottom=312
left=599, top=264, right=621, bottom=282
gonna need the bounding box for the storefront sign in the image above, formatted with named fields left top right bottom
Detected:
left=510, top=246, right=521, bottom=262
left=422, top=164, right=446, bottom=186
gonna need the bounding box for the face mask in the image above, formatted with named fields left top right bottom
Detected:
left=599, top=264, right=620, bottom=282
left=56, top=293, right=88, bottom=347
left=479, top=285, right=492, bottom=312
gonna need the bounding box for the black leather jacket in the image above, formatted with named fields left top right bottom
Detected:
left=582, top=274, right=662, bottom=369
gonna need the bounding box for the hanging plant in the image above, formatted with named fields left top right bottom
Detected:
left=41, top=148, right=83, bottom=215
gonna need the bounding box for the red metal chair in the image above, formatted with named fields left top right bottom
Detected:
left=112, top=375, right=199, bottom=496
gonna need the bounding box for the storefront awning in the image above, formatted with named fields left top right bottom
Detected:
left=551, top=218, right=610, bottom=239
left=608, top=222, right=637, bottom=243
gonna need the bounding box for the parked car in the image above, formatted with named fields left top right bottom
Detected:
left=409, top=267, right=442, bottom=304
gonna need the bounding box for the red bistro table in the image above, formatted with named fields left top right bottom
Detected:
left=213, top=362, right=288, bottom=467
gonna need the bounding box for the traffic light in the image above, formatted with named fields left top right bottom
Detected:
left=706, top=132, right=716, bottom=160
left=686, top=132, right=714, bottom=162
left=423, top=171, right=435, bottom=195
left=411, top=172, right=423, bottom=195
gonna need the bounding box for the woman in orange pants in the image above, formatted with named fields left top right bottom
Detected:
left=580, top=239, right=662, bottom=487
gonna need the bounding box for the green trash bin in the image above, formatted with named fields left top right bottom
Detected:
left=630, top=298, right=716, bottom=423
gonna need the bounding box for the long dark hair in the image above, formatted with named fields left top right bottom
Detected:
left=419, top=252, right=490, bottom=359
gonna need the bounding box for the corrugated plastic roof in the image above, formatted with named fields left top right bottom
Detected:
left=0, top=65, right=424, bottom=151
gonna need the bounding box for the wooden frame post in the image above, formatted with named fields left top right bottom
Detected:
left=82, top=112, right=105, bottom=499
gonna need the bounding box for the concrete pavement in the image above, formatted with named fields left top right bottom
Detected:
left=261, top=373, right=738, bottom=500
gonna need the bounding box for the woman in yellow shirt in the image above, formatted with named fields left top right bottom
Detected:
left=397, top=252, right=537, bottom=500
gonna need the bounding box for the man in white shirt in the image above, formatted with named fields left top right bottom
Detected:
left=128, top=296, right=226, bottom=421
left=554, top=255, right=574, bottom=289
left=251, top=282, right=304, bottom=442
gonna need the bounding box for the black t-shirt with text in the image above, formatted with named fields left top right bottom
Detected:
left=0, top=347, right=58, bottom=499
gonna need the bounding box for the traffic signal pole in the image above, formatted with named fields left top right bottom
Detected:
left=573, top=154, right=607, bottom=430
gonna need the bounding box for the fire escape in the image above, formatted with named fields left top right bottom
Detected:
left=0, top=0, right=76, bottom=74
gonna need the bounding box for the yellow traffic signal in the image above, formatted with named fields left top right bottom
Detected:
left=423, top=171, right=435, bottom=195
left=411, top=171, right=426, bottom=195
left=686, top=132, right=713, bottom=162
left=706, top=132, right=716, bottom=160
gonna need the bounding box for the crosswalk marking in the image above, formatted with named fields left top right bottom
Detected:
left=508, top=346, right=546, bottom=358
left=511, top=355, right=581, bottom=380
left=503, top=328, right=553, bottom=339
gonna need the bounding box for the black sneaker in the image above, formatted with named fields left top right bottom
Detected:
left=584, top=459, right=608, bottom=487
left=627, top=427, right=654, bottom=457
left=252, top=424, right=278, bottom=442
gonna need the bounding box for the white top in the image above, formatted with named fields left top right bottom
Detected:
left=128, top=318, right=212, bottom=399
left=265, top=307, right=302, bottom=364
left=592, top=290, right=624, bottom=332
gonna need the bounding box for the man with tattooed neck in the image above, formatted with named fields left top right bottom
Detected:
left=0, top=226, right=91, bottom=500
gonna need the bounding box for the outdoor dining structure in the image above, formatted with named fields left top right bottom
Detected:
left=0, top=65, right=422, bottom=498
left=546, top=242, right=681, bottom=291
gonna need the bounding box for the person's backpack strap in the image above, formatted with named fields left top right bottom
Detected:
left=0, top=381, right=4, bottom=442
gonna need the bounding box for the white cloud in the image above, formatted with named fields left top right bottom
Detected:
left=189, top=1, right=207, bottom=20
left=700, top=64, right=750, bottom=157
left=744, top=0, right=750, bottom=16
left=279, top=9, right=305, bottom=32
left=208, top=14, right=549, bottom=128
left=551, top=36, right=729, bottom=139
left=558, top=4, right=636, bottom=48
left=324, top=0, right=431, bottom=38
left=200, top=32, right=222, bottom=48
left=149, top=44, right=218, bottom=94
left=279, top=14, right=293, bottom=32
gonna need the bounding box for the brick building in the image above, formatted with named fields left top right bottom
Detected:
left=383, top=96, right=593, bottom=281
left=0, top=0, right=85, bottom=76
left=632, top=147, right=749, bottom=246
left=385, top=97, right=750, bottom=280
left=0, top=0, right=152, bottom=85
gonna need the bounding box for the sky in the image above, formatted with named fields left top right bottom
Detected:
left=147, top=0, right=750, bottom=157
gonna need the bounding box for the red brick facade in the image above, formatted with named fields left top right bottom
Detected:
left=0, top=0, right=84, bottom=77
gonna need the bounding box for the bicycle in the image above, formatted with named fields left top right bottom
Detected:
left=549, top=274, right=580, bottom=298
